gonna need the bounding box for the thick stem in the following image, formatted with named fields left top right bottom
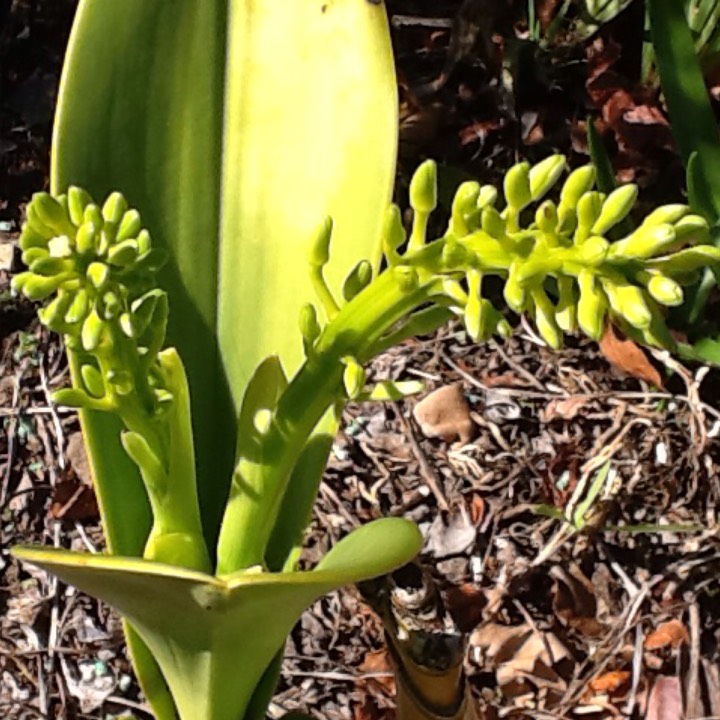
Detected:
left=216, top=266, right=441, bottom=574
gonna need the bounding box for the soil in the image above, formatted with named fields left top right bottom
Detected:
left=1, top=2, right=719, bottom=719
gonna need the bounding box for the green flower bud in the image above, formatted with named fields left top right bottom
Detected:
left=640, top=204, right=689, bottom=228
left=591, top=184, right=638, bottom=236
left=31, top=193, right=73, bottom=236
left=107, top=370, right=134, bottom=396
left=19, top=225, right=48, bottom=251
left=577, top=270, right=607, bottom=340
left=307, top=216, right=333, bottom=267
left=101, top=291, right=122, bottom=320
left=450, top=181, right=481, bottom=237
left=22, top=247, right=49, bottom=266
left=530, top=285, right=562, bottom=349
left=87, top=262, right=110, bottom=290
left=497, top=317, right=512, bottom=338
left=608, top=224, right=676, bottom=260
left=409, top=160, right=438, bottom=214
left=672, top=214, right=710, bottom=245
left=481, top=207, right=506, bottom=239
left=343, top=357, right=365, bottom=400
left=137, top=229, right=152, bottom=255
left=26, top=203, right=56, bottom=239
left=603, top=281, right=652, bottom=329
left=65, top=289, right=89, bottom=325
left=119, top=312, right=136, bottom=338
left=30, top=256, right=69, bottom=277
left=560, top=165, right=596, bottom=209
left=504, top=263, right=526, bottom=312
left=393, top=265, right=419, bottom=293
left=299, top=303, right=321, bottom=348
left=139, top=293, right=169, bottom=358
left=576, top=191, right=604, bottom=240
left=529, top=155, right=566, bottom=201
left=463, top=269, right=484, bottom=341
left=53, top=388, right=94, bottom=409
left=76, top=221, right=100, bottom=256
left=20, top=274, right=65, bottom=301
left=38, top=292, right=74, bottom=330
left=504, top=161, right=532, bottom=211
left=647, top=274, right=683, bottom=306
left=121, top=432, right=164, bottom=491
left=535, top=200, right=558, bottom=234
left=83, top=204, right=104, bottom=230
left=67, top=186, right=92, bottom=227
left=131, top=290, right=163, bottom=336
left=555, top=276, right=577, bottom=332
left=107, top=239, right=140, bottom=267
left=477, top=185, right=498, bottom=210
left=81, top=364, right=106, bottom=398
left=648, top=245, right=720, bottom=275
left=382, top=205, right=406, bottom=265
left=81, top=309, right=105, bottom=351
left=116, top=210, right=142, bottom=242
left=342, top=260, right=373, bottom=301
left=102, top=192, right=128, bottom=225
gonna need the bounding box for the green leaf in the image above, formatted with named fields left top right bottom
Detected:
left=52, top=0, right=398, bottom=550
left=649, top=0, right=720, bottom=222
left=13, top=517, right=421, bottom=720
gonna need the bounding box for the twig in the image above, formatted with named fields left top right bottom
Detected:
left=392, top=401, right=449, bottom=511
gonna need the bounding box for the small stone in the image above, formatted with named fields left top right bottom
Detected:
left=0, top=242, right=15, bottom=271
left=412, top=384, right=475, bottom=443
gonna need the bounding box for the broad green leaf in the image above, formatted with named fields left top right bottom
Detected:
left=52, top=1, right=398, bottom=715
left=51, top=0, right=398, bottom=550
left=649, top=0, right=720, bottom=222
left=13, top=517, right=422, bottom=720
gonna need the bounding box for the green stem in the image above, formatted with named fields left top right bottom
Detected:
left=216, top=267, right=441, bottom=574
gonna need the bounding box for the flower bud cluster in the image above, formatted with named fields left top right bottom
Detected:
left=387, top=156, right=720, bottom=349
left=12, top=189, right=170, bottom=411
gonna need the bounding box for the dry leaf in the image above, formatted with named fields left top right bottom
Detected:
left=413, top=384, right=475, bottom=444
left=542, top=395, right=589, bottom=422
left=471, top=622, right=571, bottom=693
left=425, top=505, right=477, bottom=559
left=358, top=648, right=395, bottom=696
left=590, top=670, right=631, bottom=693
left=50, top=480, right=99, bottom=522
left=66, top=431, right=92, bottom=485
left=644, top=619, right=689, bottom=650
left=446, top=583, right=486, bottom=633
left=645, top=675, right=683, bottom=720
left=600, top=324, right=663, bottom=388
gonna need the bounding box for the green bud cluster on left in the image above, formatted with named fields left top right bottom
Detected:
left=12, top=189, right=169, bottom=414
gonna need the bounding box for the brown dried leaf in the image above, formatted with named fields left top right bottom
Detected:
left=50, top=480, right=98, bottom=522
left=471, top=622, right=571, bottom=692
left=446, top=583, right=486, bottom=633
left=358, top=648, right=395, bottom=696
left=542, top=395, right=589, bottom=422
left=413, top=384, right=475, bottom=444
left=66, top=431, right=92, bottom=485
left=599, top=324, right=663, bottom=388
left=589, top=670, right=631, bottom=693
left=644, top=619, right=689, bottom=650
left=645, top=675, right=683, bottom=720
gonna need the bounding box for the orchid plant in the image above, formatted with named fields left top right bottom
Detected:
left=9, top=3, right=720, bottom=720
